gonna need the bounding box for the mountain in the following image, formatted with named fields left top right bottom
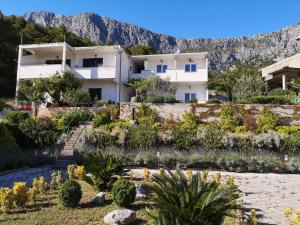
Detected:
left=24, top=11, right=300, bottom=70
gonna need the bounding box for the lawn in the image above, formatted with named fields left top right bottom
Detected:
left=0, top=181, right=152, bottom=225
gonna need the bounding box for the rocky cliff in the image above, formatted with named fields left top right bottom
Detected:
left=24, top=11, right=300, bottom=70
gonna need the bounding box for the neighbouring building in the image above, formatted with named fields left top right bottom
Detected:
left=16, top=42, right=209, bottom=104
left=261, top=53, right=300, bottom=90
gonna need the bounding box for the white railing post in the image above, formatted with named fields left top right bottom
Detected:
left=62, top=42, right=67, bottom=72
left=15, top=45, right=23, bottom=109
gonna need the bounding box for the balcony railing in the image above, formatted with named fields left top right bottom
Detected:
left=130, top=69, right=208, bottom=82
left=19, top=64, right=116, bottom=80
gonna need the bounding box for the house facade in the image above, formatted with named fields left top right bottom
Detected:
left=16, top=42, right=208, bottom=104
left=261, top=53, right=300, bottom=90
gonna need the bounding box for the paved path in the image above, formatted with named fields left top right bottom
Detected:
left=131, top=169, right=300, bottom=225
left=0, top=166, right=63, bottom=188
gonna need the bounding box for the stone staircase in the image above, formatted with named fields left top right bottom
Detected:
left=54, top=124, right=91, bottom=169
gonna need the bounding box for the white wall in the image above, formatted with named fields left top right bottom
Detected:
left=175, top=83, right=208, bottom=103
left=81, top=80, right=117, bottom=102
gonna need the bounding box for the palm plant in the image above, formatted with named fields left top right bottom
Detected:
left=147, top=170, right=239, bottom=225
left=289, top=78, right=300, bottom=96
left=83, top=150, right=124, bottom=191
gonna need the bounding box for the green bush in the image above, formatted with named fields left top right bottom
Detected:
left=5, top=111, right=30, bottom=125
left=241, top=96, right=292, bottom=105
left=111, top=180, right=136, bottom=208
left=135, top=105, right=158, bottom=126
left=0, top=123, right=21, bottom=171
left=87, top=128, right=115, bottom=148
left=268, top=88, right=296, bottom=97
left=219, top=105, right=240, bottom=131
left=276, top=126, right=300, bottom=135
left=63, top=89, right=91, bottom=106
left=257, top=108, right=279, bottom=132
left=207, top=99, right=222, bottom=104
left=144, top=94, right=177, bottom=103
left=58, top=179, right=82, bottom=208
left=282, top=132, right=300, bottom=155
left=200, top=124, right=224, bottom=150
left=128, top=124, right=158, bottom=149
left=19, top=117, right=60, bottom=149
left=171, top=125, right=197, bottom=150
left=182, top=111, right=198, bottom=129
left=93, top=109, right=111, bottom=127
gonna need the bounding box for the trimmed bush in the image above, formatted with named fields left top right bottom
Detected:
left=282, top=132, right=300, bottom=154
left=5, top=111, right=30, bottom=125
left=220, top=105, right=240, bottom=131
left=268, top=88, right=296, bottom=97
left=135, top=105, right=158, bottom=126
left=207, top=99, right=221, bottom=104
left=144, top=94, right=177, bottom=103
left=0, top=188, right=15, bottom=212
left=240, top=96, right=292, bottom=105
left=128, top=124, right=158, bottom=149
left=200, top=124, right=224, bottom=150
left=171, top=125, right=197, bottom=150
left=58, top=179, right=82, bottom=208
left=111, top=179, right=136, bottom=208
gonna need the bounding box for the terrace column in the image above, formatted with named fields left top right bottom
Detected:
left=174, top=58, right=177, bottom=80
left=15, top=46, right=23, bottom=109
left=62, top=42, right=67, bottom=72
left=282, top=74, right=287, bottom=90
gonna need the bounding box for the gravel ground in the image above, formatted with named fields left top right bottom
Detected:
left=131, top=168, right=300, bottom=225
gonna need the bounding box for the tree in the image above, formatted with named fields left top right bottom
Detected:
left=289, top=78, right=300, bottom=96
left=125, top=44, right=156, bottom=55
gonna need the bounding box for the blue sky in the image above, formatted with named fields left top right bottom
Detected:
left=2, top=0, right=300, bottom=38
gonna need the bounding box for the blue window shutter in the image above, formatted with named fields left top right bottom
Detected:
left=157, top=65, right=162, bottom=73
left=163, top=64, right=168, bottom=73
left=185, top=64, right=190, bottom=72
left=191, top=93, right=197, bottom=100
left=191, top=64, right=197, bottom=72
left=184, top=93, right=190, bottom=103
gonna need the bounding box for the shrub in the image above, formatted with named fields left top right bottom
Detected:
left=27, top=187, right=39, bottom=203
left=0, top=123, right=21, bottom=171
left=199, top=124, right=224, bottom=150
left=144, top=94, right=177, bottom=103
left=0, top=188, right=15, bottom=212
left=220, top=105, right=240, bottom=131
left=182, top=111, right=198, bottom=129
left=86, top=128, right=115, bottom=148
left=111, top=180, right=136, bottom=208
left=282, top=132, right=300, bottom=154
left=75, top=166, right=85, bottom=180
left=171, top=125, right=197, bottom=150
left=268, top=88, right=296, bottom=97
left=135, top=105, right=158, bottom=126
left=13, top=182, right=29, bottom=207
left=241, top=114, right=257, bottom=132
left=5, top=111, right=30, bottom=125
left=19, top=117, right=60, bottom=149
left=243, top=96, right=292, bottom=105
left=83, top=150, right=123, bottom=191
left=58, top=179, right=82, bottom=208
left=252, top=131, right=281, bottom=151
left=147, top=170, right=239, bottom=225
left=67, top=164, right=76, bottom=179
left=128, top=124, right=158, bottom=149
left=134, top=151, right=157, bottom=166
left=62, top=89, right=91, bottom=106
left=257, top=108, right=280, bottom=132
left=276, top=126, right=300, bottom=135
left=93, top=109, right=111, bottom=127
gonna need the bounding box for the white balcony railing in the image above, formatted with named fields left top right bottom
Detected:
left=19, top=64, right=63, bottom=79
left=130, top=69, right=208, bottom=82
left=19, top=64, right=117, bottom=80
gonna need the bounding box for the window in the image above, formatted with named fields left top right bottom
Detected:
left=89, top=88, right=102, bottom=100
left=191, top=64, right=197, bottom=72
left=185, top=64, right=197, bottom=72
left=157, top=64, right=168, bottom=73
left=185, top=64, right=190, bottom=72
left=156, top=65, right=162, bottom=73
left=184, top=93, right=197, bottom=103
left=83, top=58, right=103, bottom=67
left=45, top=59, right=71, bottom=66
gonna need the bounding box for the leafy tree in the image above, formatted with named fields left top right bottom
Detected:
left=289, top=78, right=300, bottom=96
left=125, top=44, right=156, bottom=55
left=147, top=170, right=239, bottom=225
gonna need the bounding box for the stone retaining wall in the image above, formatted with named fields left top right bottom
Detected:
left=120, top=103, right=300, bottom=125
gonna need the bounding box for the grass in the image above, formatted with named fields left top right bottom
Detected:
left=0, top=181, right=152, bottom=225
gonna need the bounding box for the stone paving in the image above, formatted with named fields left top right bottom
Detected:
left=0, top=166, right=63, bottom=188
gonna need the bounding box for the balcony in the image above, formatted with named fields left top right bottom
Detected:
left=71, top=66, right=116, bottom=79
left=18, top=64, right=117, bottom=80
left=19, top=64, right=63, bottom=79
left=130, top=69, right=208, bottom=82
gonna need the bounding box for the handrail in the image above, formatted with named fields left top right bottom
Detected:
left=59, top=108, right=80, bottom=136
left=71, top=111, right=94, bottom=149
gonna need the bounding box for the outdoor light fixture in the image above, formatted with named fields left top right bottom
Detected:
left=284, top=154, right=289, bottom=162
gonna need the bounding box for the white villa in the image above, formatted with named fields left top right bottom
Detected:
left=16, top=42, right=209, bottom=104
